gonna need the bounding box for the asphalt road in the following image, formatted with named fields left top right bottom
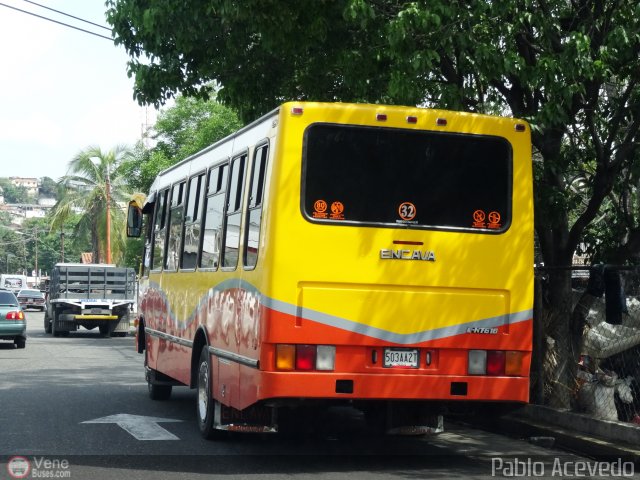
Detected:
left=0, top=311, right=631, bottom=480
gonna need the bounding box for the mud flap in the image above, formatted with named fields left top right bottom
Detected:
left=213, top=402, right=277, bottom=433
left=113, top=313, right=130, bottom=333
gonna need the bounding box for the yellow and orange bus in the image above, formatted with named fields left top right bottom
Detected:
left=127, top=101, right=534, bottom=438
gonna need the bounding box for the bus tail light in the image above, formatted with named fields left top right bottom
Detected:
left=316, top=345, right=336, bottom=371
left=468, top=350, right=487, bottom=375
left=276, top=344, right=296, bottom=370
left=469, top=350, right=523, bottom=376
left=6, top=310, right=24, bottom=320
left=295, top=345, right=316, bottom=370
left=276, top=344, right=336, bottom=371
left=486, top=351, right=505, bottom=376
left=505, top=351, right=524, bottom=376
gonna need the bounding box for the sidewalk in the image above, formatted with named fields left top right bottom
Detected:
left=488, top=404, right=640, bottom=462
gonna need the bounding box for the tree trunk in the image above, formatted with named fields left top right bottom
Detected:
left=544, top=269, right=575, bottom=408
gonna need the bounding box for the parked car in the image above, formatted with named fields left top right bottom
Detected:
left=0, top=289, right=26, bottom=348
left=17, top=289, right=45, bottom=311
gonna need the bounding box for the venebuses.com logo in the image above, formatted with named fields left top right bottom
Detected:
left=7, top=457, right=30, bottom=479
left=6, top=456, right=71, bottom=479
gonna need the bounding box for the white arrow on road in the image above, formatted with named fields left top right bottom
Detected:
left=82, top=414, right=182, bottom=440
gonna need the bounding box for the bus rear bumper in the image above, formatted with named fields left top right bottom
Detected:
left=258, top=371, right=529, bottom=403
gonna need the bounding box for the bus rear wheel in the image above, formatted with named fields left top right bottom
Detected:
left=196, top=347, right=224, bottom=440
left=145, top=348, right=172, bottom=400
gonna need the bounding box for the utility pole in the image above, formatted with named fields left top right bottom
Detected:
left=106, top=164, right=112, bottom=264
left=34, top=227, right=38, bottom=286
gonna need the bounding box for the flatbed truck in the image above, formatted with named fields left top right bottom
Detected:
left=44, top=263, right=136, bottom=337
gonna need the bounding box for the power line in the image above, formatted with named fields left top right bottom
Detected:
left=0, top=2, right=113, bottom=41
left=22, top=0, right=111, bottom=31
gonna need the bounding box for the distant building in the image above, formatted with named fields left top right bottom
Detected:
left=10, top=177, right=39, bottom=196
left=38, top=197, right=56, bottom=207
left=0, top=203, right=50, bottom=224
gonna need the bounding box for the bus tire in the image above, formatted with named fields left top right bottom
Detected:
left=148, top=382, right=172, bottom=401
left=145, top=349, right=172, bottom=400
left=196, top=347, right=223, bottom=440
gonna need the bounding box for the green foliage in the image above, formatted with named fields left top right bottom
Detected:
left=0, top=179, right=31, bottom=204
left=154, top=95, right=242, bottom=159
left=121, top=96, right=241, bottom=194
left=38, top=177, right=59, bottom=200
left=106, top=0, right=393, bottom=121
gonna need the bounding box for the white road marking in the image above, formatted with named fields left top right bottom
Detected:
left=82, top=414, right=182, bottom=440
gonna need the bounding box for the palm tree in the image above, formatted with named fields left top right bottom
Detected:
left=50, top=146, right=133, bottom=264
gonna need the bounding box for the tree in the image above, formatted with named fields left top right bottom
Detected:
left=39, top=177, right=59, bottom=200
left=121, top=95, right=242, bottom=194
left=0, top=227, right=27, bottom=274
left=0, top=179, right=30, bottom=204
left=17, top=217, right=89, bottom=277
left=107, top=0, right=640, bottom=407
left=105, top=0, right=389, bottom=121
left=50, top=146, right=134, bottom=265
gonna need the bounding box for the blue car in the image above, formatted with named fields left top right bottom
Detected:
left=0, top=289, right=26, bottom=348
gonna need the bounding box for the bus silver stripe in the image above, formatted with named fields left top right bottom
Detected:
left=145, top=327, right=194, bottom=348
left=208, top=346, right=259, bottom=369
left=262, top=298, right=532, bottom=345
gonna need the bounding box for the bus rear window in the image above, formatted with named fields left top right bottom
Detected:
left=302, top=124, right=512, bottom=232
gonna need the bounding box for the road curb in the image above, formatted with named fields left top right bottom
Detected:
left=485, top=405, right=640, bottom=463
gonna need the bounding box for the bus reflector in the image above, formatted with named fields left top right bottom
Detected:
left=276, top=344, right=295, bottom=370
left=296, top=345, right=316, bottom=371
left=515, top=123, right=526, bottom=132
left=487, top=351, right=505, bottom=376
left=376, top=113, right=387, bottom=121
left=316, top=345, right=336, bottom=371
left=468, top=350, right=487, bottom=375
left=506, top=351, right=523, bottom=376
left=291, top=107, right=304, bottom=115
left=406, top=116, right=418, bottom=124
left=436, top=118, right=447, bottom=126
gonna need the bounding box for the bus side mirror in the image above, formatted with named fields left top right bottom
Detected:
left=127, top=201, right=143, bottom=237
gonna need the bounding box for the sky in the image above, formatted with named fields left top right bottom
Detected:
left=0, top=0, right=158, bottom=181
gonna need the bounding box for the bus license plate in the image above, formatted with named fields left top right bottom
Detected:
left=383, top=349, right=419, bottom=368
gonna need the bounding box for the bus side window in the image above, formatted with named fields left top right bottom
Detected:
left=222, top=153, right=247, bottom=269
left=151, top=189, right=169, bottom=271
left=181, top=173, right=205, bottom=269
left=165, top=181, right=186, bottom=271
left=244, top=144, right=269, bottom=268
left=200, top=163, right=229, bottom=270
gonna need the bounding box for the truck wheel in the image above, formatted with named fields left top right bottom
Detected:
left=52, top=312, right=60, bottom=337
left=197, top=347, right=224, bottom=440
left=99, top=324, right=110, bottom=337
left=44, top=314, right=52, bottom=334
